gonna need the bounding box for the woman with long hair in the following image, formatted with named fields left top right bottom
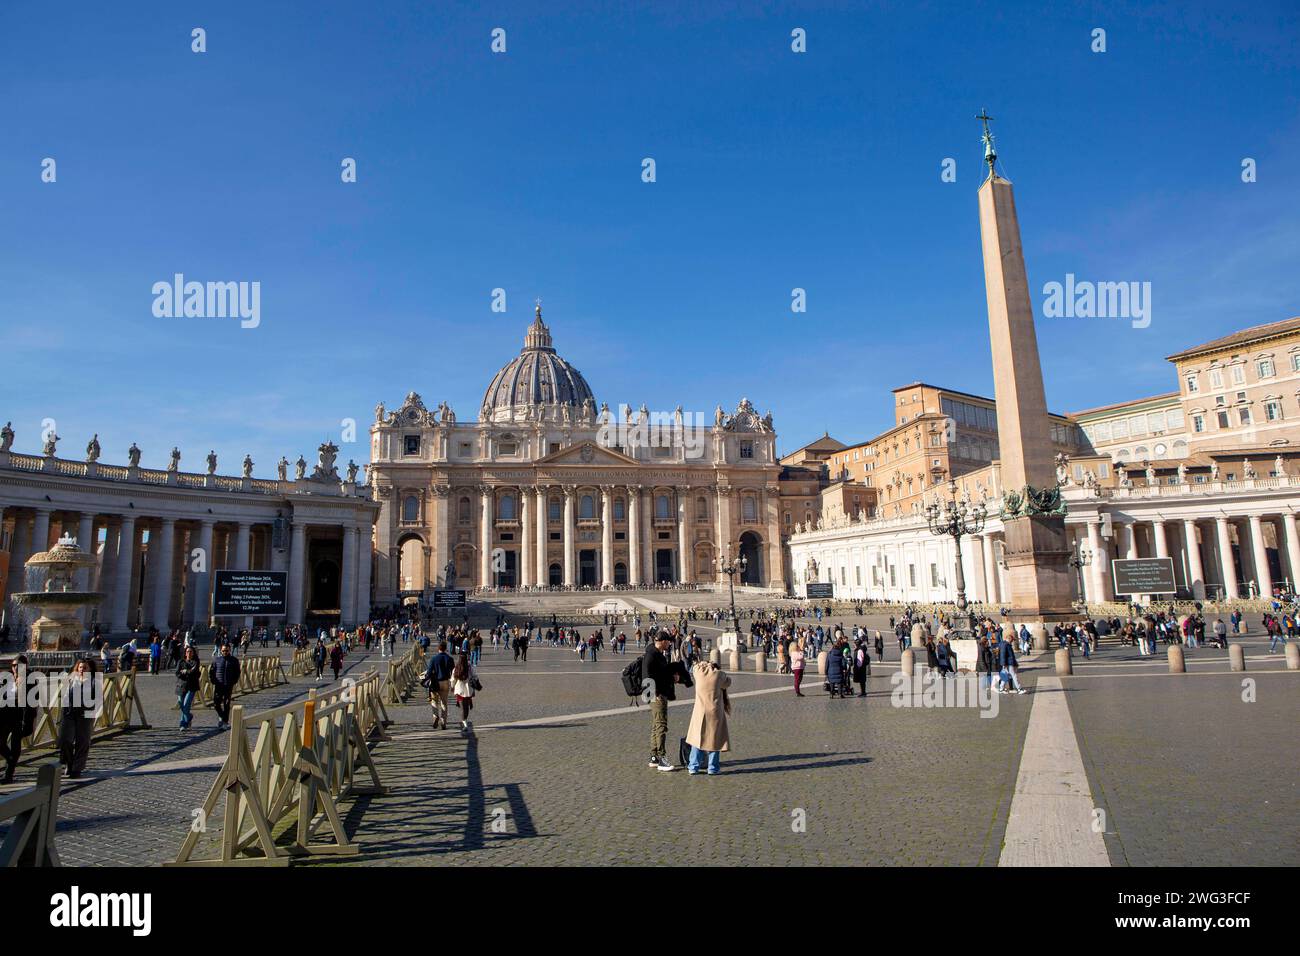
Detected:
left=59, top=658, right=100, bottom=778
left=450, top=651, right=479, bottom=732
left=789, top=636, right=806, bottom=697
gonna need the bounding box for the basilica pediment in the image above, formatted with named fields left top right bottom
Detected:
left=535, top=441, right=640, bottom=467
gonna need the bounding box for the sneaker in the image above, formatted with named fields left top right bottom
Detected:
left=687, top=769, right=699, bottom=775
left=1016, top=688, right=1028, bottom=695
left=655, top=757, right=676, bottom=772
left=648, top=757, right=660, bottom=768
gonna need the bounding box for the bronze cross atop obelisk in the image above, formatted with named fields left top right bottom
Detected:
left=977, top=109, right=997, bottom=178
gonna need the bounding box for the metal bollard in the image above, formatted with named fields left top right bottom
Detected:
left=901, top=648, right=915, bottom=677
left=1055, top=646, right=1073, bottom=676
left=1229, top=644, right=1246, bottom=672
left=754, top=651, right=767, bottom=672
left=1167, top=644, right=1185, bottom=674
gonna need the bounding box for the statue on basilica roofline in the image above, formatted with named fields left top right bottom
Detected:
left=167, top=447, right=180, bottom=471
left=374, top=402, right=385, bottom=424
left=598, top=402, right=610, bottom=426
left=242, top=455, right=254, bottom=479
left=714, top=405, right=726, bottom=427
left=315, top=440, right=340, bottom=479
left=277, top=456, right=289, bottom=481
left=85, top=434, right=101, bottom=463
left=0, top=422, right=13, bottom=453
left=346, top=460, right=359, bottom=483
left=206, top=450, right=218, bottom=475
left=128, top=443, right=142, bottom=467
left=42, top=431, right=60, bottom=457
left=295, top=455, right=307, bottom=480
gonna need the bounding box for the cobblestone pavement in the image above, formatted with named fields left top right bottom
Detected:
left=1, top=618, right=1294, bottom=867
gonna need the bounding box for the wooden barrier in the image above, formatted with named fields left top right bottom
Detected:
left=169, top=671, right=390, bottom=866
left=22, top=670, right=150, bottom=754
left=189, top=654, right=288, bottom=709
left=0, top=762, right=62, bottom=866
left=290, top=646, right=314, bottom=677
left=381, top=644, right=425, bottom=704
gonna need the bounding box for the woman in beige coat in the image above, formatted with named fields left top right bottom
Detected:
left=685, top=660, right=731, bottom=775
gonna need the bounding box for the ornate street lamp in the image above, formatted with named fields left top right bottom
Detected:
left=925, top=478, right=987, bottom=626
left=1068, top=543, right=1092, bottom=617
left=715, top=549, right=748, bottom=645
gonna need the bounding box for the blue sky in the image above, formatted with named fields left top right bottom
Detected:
left=2, top=0, right=1297, bottom=472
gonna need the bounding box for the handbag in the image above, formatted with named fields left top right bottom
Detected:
left=678, top=736, right=691, bottom=768
left=470, top=676, right=483, bottom=692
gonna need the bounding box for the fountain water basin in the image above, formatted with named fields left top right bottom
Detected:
left=11, top=533, right=103, bottom=651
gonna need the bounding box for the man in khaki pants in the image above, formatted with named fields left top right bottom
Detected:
left=423, top=640, right=456, bottom=730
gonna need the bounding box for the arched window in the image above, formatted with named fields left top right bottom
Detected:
left=498, top=494, right=516, bottom=520
left=655, top=495, right=671, bottom=519
left=580, top=495, right=595, bottom=519
left=742, top=496, right=757, bottom=522
left=613, top=497, right=625, bottom=520
left=696, top=496, right=708, bottom=521
left=402, top=495, right=419, bottom=522
left=458, top=497, right=471, bottom=524
left=549, top=497, right=561, bottom=521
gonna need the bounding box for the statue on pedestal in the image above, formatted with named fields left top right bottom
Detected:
left=42, top=431, right=60, bottom=457
left=128, top=443, right=142, bottom=467
left=242, top=455, right=254, bottom=478
left=295, top=455, right=307, bottom=480
left=1210, top=460, right=1220, bottom=481
left=1275, top=455, right=1286, bottom=478
left=1176, top=462, right=1187, bottom=484
left=85, top=434, right=100, bottom=462
left=167, top=447, right=180, bottom=471
left=1243, top=459, right=1256, bottom=480
left=206, top=450, right=218, bottom=475
left=277, top=456, right=289, bottom=481
left=374, top=402, right=385, bottom=424
left=0, top=422, right=13, bottom=453
left=346, top=460, right=359, bottom=483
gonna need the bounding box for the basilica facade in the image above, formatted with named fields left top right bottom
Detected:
left=368, top=308, right=786, bottom=601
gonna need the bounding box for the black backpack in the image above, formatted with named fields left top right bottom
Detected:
left=620, top=657, right=643, bottom=701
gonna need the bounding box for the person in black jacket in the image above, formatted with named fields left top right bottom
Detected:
left=643, top=633, right=680, bottom=772
left=0, top=655, right=36, bottom=783
left=175, top=646, right=201, bottom=731
left=209, top=642, right=241, bottom=730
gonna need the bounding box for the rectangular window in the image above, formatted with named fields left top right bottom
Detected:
left=1258, top=358, right=1275, bottom=378
left=459, top=441, right=472, bottom=456
left=1217, top=411, right=1231, bottom=429
left=1185, top=374, right=1199, bottom=393
left=1147, top=412, right=1165, bottom=433
left=1192, top=414, right=1205, bottom=433
left=1293, top=354, right=1300, bottom=373
left=1231, top=365, right=1245, bottom=385
left=1129, top=415, right=1147, bottom=436
left=404, top=435, right=420, bottom=455
left=1209, top=369, right=1224, bottom=390
left=1265, top=401, right=1282, bottom=422
left=1167, top=409, right=1184, bottom=429
left=1111, top=419, right=1127, bottom=439
left=497, top=441, right=517, bottom=456
left=740, top=441, right=754, bottom=459
left=908, top=565, right=916, bottom=588
left=1239, top=407, right=1251, bottom=425
left=930, top=563, right=939, bottom=588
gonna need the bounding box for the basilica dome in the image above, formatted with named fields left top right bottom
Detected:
left=480, top=306, right=597, bottom=423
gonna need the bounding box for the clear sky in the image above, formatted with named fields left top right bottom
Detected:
left=2, top=0, right=1297, bottom=473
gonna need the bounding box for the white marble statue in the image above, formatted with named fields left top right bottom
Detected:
left=85, top=434, right=100, bottom=462
left=295, top=455, right=307, bottom=480
left=0, top=422, right=13, bottom=453
left=242, top=455, right=253, bottom=478
left=277, top=456, right=289, bottom=481
left=42, top=431, right=59, bottom=457
left=1243, top=458, right=1256, bottom=480
left=374, top=402, right=385, bottom=424
left=346, top=460, right=359, bottom=483
left=1210, top=460, right=1220, bottom=481
left=167, top=447, right=180, bottom=471
left=206, top=450, right=217, bottom=475
left=1275, top=455, right=1286, bottom=477
left=1176, top=461, right=1187, bottom=484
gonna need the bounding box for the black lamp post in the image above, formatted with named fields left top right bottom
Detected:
left=1068, top=543, right=1092, bottom=618
left=925, top=478, right=987, bottom=623
left=715, top=549, right=748, bottom=644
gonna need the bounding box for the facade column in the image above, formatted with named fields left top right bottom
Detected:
left=99, top=522, right=121, bottom=628
left=234, top=521, right=253, bottom=630
left=1283, top=513, right=1300, bottom=595
left=151, top=519, right=176, bottom=630
left=341, top=525, right=358, bottom=626
left=1152, top=519, right=1169, bottom=559
left=1084, top=521, right=1103, bottom=602
left=969, top=534, right=988, bottom=603
left=479, top=487, right=493, bottom=588
left=1182, top=519, right=1206, bottom=601
left=1123, top=521, right=1139, bottom=560
left=1248, top=514, right=1273, bottom=599
left=31, top=508, right=52, bottom=558
left=433, top=489, right=450, bottom=587
left=981, top=533, right=999, bottom=604
left=287, top=521, right=306, bottom=626
left=600, top=487, right=614, bottom=586
left=628, top=486, right=641, bottom=586
left=562, top=489, right=575, bottom=586
left=535, top=487, right=548, bottom=586
left=763, top=485, right=783, bottom=589
left=676, top=489, right=689, bottom=584
left=8, top=512, right=32, bottom=600
left=1214, top=517, right=1239, bottom=599
left=520, top=489, right=533, bottom=588
left=356, top=526, right=373, bottom=622
left=110, top=514, right=137, bottom=634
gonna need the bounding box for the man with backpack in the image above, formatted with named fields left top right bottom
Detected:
left=423, top=640, right=456, bottom=730
left=642, top=633, right=681, bottom=772
left=210, top=641, right=241, bottom=730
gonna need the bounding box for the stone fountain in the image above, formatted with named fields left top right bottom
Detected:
left=11, top=533, right=103, bottom=651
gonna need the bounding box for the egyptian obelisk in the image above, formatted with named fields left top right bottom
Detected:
left=976, top=112, right=1075, bottom=647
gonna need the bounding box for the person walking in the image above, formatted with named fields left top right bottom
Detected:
left=852, top=640, right=870, bottom=697
left=58, top=658, right=99, bottom=779
left=684, top=659, right=731, bottom=775
left=329, top=642, right=344, bottom=681
left=0, top=655, right=35, bottom=783
left=643, top=632, right=681, bottom=771
left=313, top=639, right=327, bottom=681
left=790, top=637, right=806, bottom=697
left=423, top=640, right=455, bottom=730
left=874, top=630, right=885, bottom=663
left=175, top=645, right=201, bottom=731
left=449, top=651, right=479, bottom=732
left=209, top=641, right=241, bottom=730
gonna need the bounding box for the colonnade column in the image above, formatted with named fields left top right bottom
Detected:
left=1152, top=519, right=1169, bottom=559
left=356, top=527, right=373, bottom=622
left=1247, top=514, right=1273, bottom=599
left=341, top=525, right=358, bottom=626
left=1123, top=522, right=1138, bottom=560
left=31, top=508, right=52, bottom=558
left=562, top=489, right=575, bottom=586
left=287, top=520, right=306, bottom=626
left=110, top=514, right=136, bottom=634
left=981, top=534, right=999, bottom=604
left=1214, top=517, right=1239, bottom=599
left=151, top=519, right=175, bottom=629
left=1283, top=513, right=1300, bottom=594
left=628, top=486, right=641, bottom=586
left=479, top=487, right=493, bottom=588
left=676, top=489, right=689, bottom=584
left=601, top=487, right=614, bottom=586
left=520, top=490, right=533, bottom=588
left=1182, top=519, right=1206, bottom=601
left=969, top=534, right=988, bottom=603
left=1085, top=520, right=1106, bottom=602
left=76, top=512, right=96, bottom=625
left=234, top=521, right=252, bottom=630
left=535, top=487, right=548, bottom=586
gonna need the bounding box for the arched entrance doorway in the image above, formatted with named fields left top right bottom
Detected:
left=310, top=559, right=340, bottom=611
left=739, top=532, right=762, bottom=585
left=396, top=535, right=426, bottom=592
left=548, top=562, right=563, bottom=586
left=614, top=562, right=628, bottom=585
